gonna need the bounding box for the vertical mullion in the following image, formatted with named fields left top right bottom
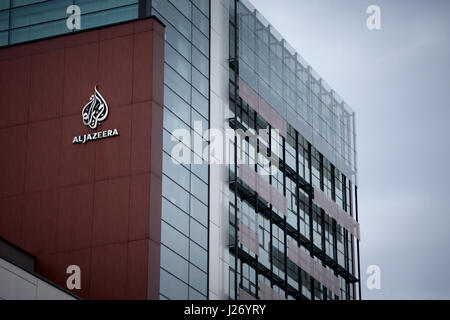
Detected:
left=330, top=164, right=336, bottom=299
left=332, top=219, right=338, bottom=300
left=355, top=185, right=361, bottom=300
left=307, top=142, right=314, bottom=300
left=282, top=137, right=288, bottom=298
left=295, top=132, right=303, bottom=299
left=138, top=0, right=152, bottom=18
left=254, top=108, right=259, bottom=299
left=319, top=153, right=327, bottom=300
left=268, top=123, right=274, bottom=292
left=281, top=42, right=289, bottom=299
left=233, top=0, right=239, bottom=301
left=342, top=175, right=348, bottom=300
left=344, top=229, right=350, bottom=300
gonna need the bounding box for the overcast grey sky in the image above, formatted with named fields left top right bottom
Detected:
left=251, top=0, right=450, bottom=299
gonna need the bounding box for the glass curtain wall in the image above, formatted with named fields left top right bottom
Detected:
left=0, top=0, right=139, bottom=46
left=228, top=0, right=359, bottom=300
left=236, top=0, right=356, bottom=182
left=152, top=0, right=210, bottom=301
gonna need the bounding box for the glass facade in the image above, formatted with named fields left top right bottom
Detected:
left=0, top=0, right=139, bottom=46
left=0, top=0, right=360, bottom=301
left=152, top=0, right=210, bottom=301
left=228, top=0, right=359, bottom=300
left=234, top=0, right=356, bottom=182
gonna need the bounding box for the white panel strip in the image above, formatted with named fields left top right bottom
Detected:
left=208, top=0, right=231, bottom=300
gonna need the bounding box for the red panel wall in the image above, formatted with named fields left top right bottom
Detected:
left=0, top=18, right=165, bottom=300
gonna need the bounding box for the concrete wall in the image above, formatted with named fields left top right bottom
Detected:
left=0, top=258, right=76, bottom=300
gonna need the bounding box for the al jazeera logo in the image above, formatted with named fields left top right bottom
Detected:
left=72, top=85, right=119, bottom=144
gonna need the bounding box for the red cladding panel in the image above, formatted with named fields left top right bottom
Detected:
left=56, top=183, right=94, bottom=252
left=24, top=119, right=62, bottom=193
left=29, top=50, right=64, bottom=122
left=126, top=239, right=149, bottom=299
left=89, top=242, right=128, bottom=300
left=92, top=177, right=130, bottom=247
left=0, top=195, right=23, bottom=245
left=59, top=114, right=96, bottom=187
left=0, top=18, right=165, bottom=300
left=98, top=36, right=133, bottom=108
left=94, top=105, right=132, bottom=180
left=62, top=42, right=99, bottom=117
left=0, top=125, right=27, bottom=197
left=21, top=190, right=58, bottom=256
left=129, top=173, right=151, bottom=241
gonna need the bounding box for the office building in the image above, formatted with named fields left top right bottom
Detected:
left=0, top=0, right=360, bottom=300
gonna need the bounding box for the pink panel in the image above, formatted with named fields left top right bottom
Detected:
left=238, top=164, right=256, bottom=191
left=238, top=77, right=287, bottom=138
left=238, top=222, right=259, bottom=256
left=313, top=186, right=360, bottom=240
left=238, top=287, right=256, bottom=300
left=257, top=97, right=272, bottom=128
left=259, top=281, right=286, bottom=300
left=287, top=240, right=341, bottom=297
left=238, top=164, right=288, bottom=216
left=270, top=185, right=288, bottom=216
left=238, top=78, right=259, bottom=111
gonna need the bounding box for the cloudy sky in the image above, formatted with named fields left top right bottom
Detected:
left=252, top=0, right=450, bottom=299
